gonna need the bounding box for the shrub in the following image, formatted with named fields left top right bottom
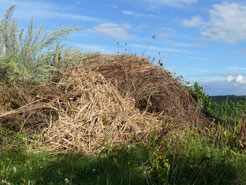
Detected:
left=0, top=4, right=84, bottom=82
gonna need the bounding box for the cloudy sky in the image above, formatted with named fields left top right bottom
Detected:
left=0, top=0, right=246, bottom=95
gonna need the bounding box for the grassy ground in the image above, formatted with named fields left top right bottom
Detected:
left=1, top=127, right=246, bottom=185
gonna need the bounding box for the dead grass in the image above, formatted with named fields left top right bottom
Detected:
left=0, top=54, right=208, bottom=155
left=82, top=54, right=208, bottom=124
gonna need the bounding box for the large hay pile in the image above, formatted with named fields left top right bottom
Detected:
left=82, top=54, right=207, bottom=124
left=0, top=54, right=208, bottom=155
left=43, top=68, right=164, bottom=154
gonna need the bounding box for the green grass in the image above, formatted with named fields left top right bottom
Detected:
left=0, top=143, right=150, bottom=185
left=166, top=133, right=246, bottom=185
left=1, top=129, right=246, bottom=185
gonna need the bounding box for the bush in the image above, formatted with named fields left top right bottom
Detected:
left=0, top=4, right=84, bottom=82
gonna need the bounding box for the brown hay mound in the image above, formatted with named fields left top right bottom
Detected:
left=0, top=67, right=165, bottom=155
left=0, top=54, right=208, bottom=155
left=81, top=54, right=208, bottom=125
left=41, top=68, right=163, bottom=154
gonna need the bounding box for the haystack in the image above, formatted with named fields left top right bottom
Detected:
left=81, top=54, right=207, bottom=125
left=0, top=54, right=208, bottom=155
left=0, top=67, right=164, bottom=154
left=42, top=68, right=165, bottom=154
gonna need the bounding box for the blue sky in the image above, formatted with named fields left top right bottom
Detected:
left=0, top=0, right=246, bottom=95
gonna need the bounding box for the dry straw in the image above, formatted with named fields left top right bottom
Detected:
left=82, top=54, right=208, bottom=125
left=42, top=68, right=163, bottom=154
left=0, top=54, right=208, bottom=155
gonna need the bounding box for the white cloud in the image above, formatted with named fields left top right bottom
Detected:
left=203, top=2, right=246, bottom=43
left=182, top=16, right=203, bottom=27
left=183, top=2, right=246, bottom=43
left=236, top=75, right=246, bottom=84
left=227, top=75, right=234, bottom=82
left=122, top=10, right=134, bottom=15
left=89, top=23, right=135, bottom=40
left=227, top=74, right=246, bottom=84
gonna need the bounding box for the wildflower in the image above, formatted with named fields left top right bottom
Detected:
left=64, top=178, right=70, bottom=184
left=13, top=166, right=17, bottom=173
left=165, top=163, right=170, bottom=169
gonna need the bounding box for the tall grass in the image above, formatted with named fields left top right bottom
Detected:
left=1, top=127, right=246, bottom=185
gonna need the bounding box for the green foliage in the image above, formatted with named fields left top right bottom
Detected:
left=0, top=55, right=21, bottom=80
left=148, top=153, right=170, bottom=184
left=189, top=82, right=246, bottom=127
left=1, top=133, right=246, bottom=185
left=190, top=82, right=209, bottom=108
left=166, top=132, right=246, bottom=185
left=189, top=82, right=246, bottom=154
left=221, top=121, right=246, bottom=153
left=0, top=4, right=84, bottom=82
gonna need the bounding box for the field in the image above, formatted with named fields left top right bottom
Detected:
left=1, top=5, right=246, bottom=185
